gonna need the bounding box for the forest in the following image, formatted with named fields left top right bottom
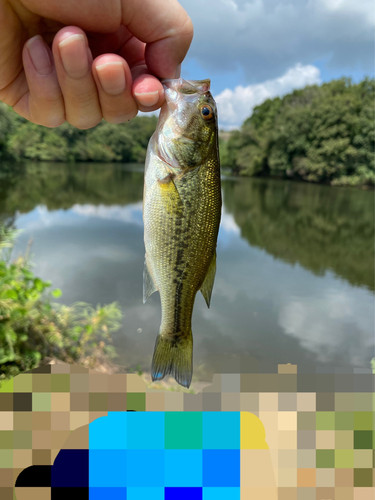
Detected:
left=0, top=77, right=374, bottom=186
left=221, top=78, right=374, bottom=187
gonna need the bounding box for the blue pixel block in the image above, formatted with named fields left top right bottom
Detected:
left=202, top=412, right=240, bottom=449
left=165, top=487, right=203, bottom=500
left=127, top=487, right=164, bottom=500
left=203, top=487, right=241, bottom=500
left=126, top=450, right=164, bottom=487
left=126, top=412, right=165, bottom=449
left=202, top=450, right=240, bottom=487
left=89, top=449, right=127, bottom=487
left=89, top=487, right=127, bottom=499
left=89, top=412, right=127, bottom=449
left=164, top=450, right=202, bottom=487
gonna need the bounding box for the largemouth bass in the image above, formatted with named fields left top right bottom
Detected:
left=143, top=78, right=222, bottom=388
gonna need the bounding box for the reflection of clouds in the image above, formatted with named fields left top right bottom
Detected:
left=218, top=209, right=241, bottom=250
left=71, top=203, right=143, bottom=226
left=16, top=203, right=144, bottom=232
left=278, top=285, right=374, bottom=364
left=220, top=210, right=240, bottom=235
left=16, top=205, right=62, bottom=231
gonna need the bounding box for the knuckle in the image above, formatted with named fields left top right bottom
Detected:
left=41, top=117, right=66, bottom=128
left=68, top=91, right=99, bottom=108
left=69, top=114, right=102, bottom=130
left=103, top=105, right=138, bottom=124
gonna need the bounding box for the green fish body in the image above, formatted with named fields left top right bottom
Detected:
left=143, top=78, right=222, bottom=388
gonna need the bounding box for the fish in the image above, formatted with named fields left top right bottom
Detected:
left=143, top=78, right=222, bottom=388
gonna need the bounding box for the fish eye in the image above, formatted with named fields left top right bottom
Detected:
left=200, top=104, right=213, bottom=120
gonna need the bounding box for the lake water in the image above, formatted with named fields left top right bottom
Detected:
left=1, top=162, right=374, bottom=381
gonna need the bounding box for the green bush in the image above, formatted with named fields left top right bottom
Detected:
left=0, top=226, right=122, bottom=383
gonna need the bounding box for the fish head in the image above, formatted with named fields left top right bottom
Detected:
left=156, top=78, right=218, bottom=171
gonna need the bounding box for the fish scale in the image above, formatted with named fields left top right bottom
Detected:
left=143, top=78, right=222, bottom=388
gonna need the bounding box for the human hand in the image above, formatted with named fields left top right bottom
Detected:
left=0, top=0, right=193, bottom=128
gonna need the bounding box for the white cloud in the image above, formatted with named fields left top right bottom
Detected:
left=215, top=63, right=321, bottom=128
left=309, top=0, right=374, bottom=24
left=180, top=0, right=374, bottom=82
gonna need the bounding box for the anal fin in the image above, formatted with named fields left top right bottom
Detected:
left=200, top=251, right=217, bottom=308
left=143, top=257, right=157, bottom=303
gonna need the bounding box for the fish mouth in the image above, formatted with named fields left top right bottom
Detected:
left=161, top=78, right=211, bottom=94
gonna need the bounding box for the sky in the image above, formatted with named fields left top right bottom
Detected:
left=176, top=0, right=375, bottom=129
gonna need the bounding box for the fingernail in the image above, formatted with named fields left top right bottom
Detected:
left=96, top=62, right=126, bottom=95
left=134, top=91, right=159, bottom=107
left=27, top=35, right=53, bottom=75
left=58, top=34, right=89, bottom=79
left=174, top=64, right=181, bottom=78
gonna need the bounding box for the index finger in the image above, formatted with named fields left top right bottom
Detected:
left=19, top=0, right=194, bottom=78
left=122, top=0, right=194, bottom=79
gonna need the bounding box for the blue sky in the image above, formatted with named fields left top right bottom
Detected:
left=177, top=0, right=374, bottom=129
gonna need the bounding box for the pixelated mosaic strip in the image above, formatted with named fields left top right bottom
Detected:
left=1, top=364, right=374, bottom=500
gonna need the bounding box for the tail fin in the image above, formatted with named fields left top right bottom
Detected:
left=151, top=333, right=193, bottom=388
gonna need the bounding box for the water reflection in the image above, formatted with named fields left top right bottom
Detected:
left=1, top=163, right=374, bottom=380
left=223, top=177, right=374, bottom=291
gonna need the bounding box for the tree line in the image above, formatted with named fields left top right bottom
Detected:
left=220, top=77, right=374, bottom=187
left=0, top=103, right=158, bottom=164
left=0, top=77, right=374, bottom=186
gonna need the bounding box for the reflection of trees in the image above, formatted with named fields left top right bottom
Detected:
left=0, top=162, right=144, bottom=217
left=2, top=163, right=373, bottom=291
left=223, top=177, right=374, bottom=291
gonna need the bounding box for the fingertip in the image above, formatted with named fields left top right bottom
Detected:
left=52, top=26, right=88, bottom=48
left=132, top=74, right=164, bottom=111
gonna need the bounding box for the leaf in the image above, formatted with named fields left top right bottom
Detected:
left=34, top=278, right=44, bottom=292
left=52, top=289, right=62, bottom=298
left=5, top=289, right=18, bottom=300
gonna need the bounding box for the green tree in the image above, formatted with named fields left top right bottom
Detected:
left=223, top=78, right=374, bottom=186
left=0, top=102, right=157, bottom=164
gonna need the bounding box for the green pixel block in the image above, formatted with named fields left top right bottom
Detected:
left=126, top=393, right=145, bottom=411
left=13, top=430, right=32, bottom=449
left=165, top=412, right=202, bottom=449
left=0, top=431, right=13, bottom=449
left=0, top=449, right=13, bottom=468
left=32, top=393, right=51, bottom=411
left=316, top=412, right=335, bottom=430
left=353, top=412, right=373, bottom=430
left=354, top=430, right=373, bottom=449
left=335, top=412, right=354, bottom=430
left=13, top=375, right=32, bottom=393
left=316, top=449, right=335, bottom=468
left=335, top=449, right=354, bottom=468
left=0, top=379, right=13, bottom=393
left=354, top=468, right=373, bottom=487
left=51, top=374, right=70, bottom=392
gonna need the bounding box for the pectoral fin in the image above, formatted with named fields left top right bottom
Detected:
left=143, top=257, right=157, bottom=303
left=200, top=251, right=217, bottom=308
left=158, top=173, right=183, bottom=215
